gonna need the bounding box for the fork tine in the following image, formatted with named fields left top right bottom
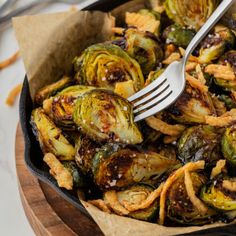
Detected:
left=127, top=73, right=167, bottom=102
left=133, top=82, right=169, bottom=108
left=134, top=93, right=173, bottom=122
left=133, top=86, right=172, bottom=114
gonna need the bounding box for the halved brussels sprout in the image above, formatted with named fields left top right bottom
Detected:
left=73, top=43, right=144, bottom=91
left=165, top=0, right=219, bottom=30
left=222, top=125, right=236, bottom=167
left=116, top=183, right=158, bottom=221
left=48, top=85, right=95, bottom=128
left=75, top=136, right=100, bottom=175
left=198, top=26, right=235, bottom=64
left=31, top=108, right=75, bottom=160
left=168, top=83, right=216, bottom=124
left=177, top=125, right=222, bottom=167
left=123, top=28, right=164, bottom=75
left=162, top=24, right=195, bottom=48
left=35, top=76, right=73, bottom=105
left=73, top=89, right=143, bottom=144
left=63, top=161, right=86, bottom=188
left=201, top=176, right=236, bottom=211
left=213, top=50, right=236, bottom=90
left=219, top=50, right=236, bottom=72
left=167, top=172, right=216, bottom=225
left=92, top=144, right=178, bottom=190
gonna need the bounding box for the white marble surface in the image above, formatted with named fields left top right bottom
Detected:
left=0, top=1, right=98, bottom=235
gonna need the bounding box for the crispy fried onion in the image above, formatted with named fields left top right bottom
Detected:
left=5, top=83, right=22, bottom=106
left=162, top=52, right=181, bottom=65
left=146, top=116, right=185, bottom=136
left=179, top=47, right=199, bottom=62
left=163, top=135, right=179, bottom=144
left=125, top=12, right=160, bottom=34
left=185, top=62, right=198, bottom=72
left=104, top=190, right=130, bottom=216
left=43, top=153, right=73, bottom=190
left=205, top=109, right=236, bottom=127
left=205, top=64, right=235, bottom=81
left=0, top=51, right=20, bottom=69
left=111, top=27, right=125, bottom=35
left=222, top=180, right=236, bottom=192
left=159, top=161, right=205, bottom=225
left=184, top=170, right=209, bottom=214
left=186, top=73, right=208, bottom=92
left=211, top=160, right=226, bottom=179
left=196, top=64, right=206, bottom=85
left=88, top=199, right=111, bottom=213
left=122, top=183, right=164, bottom=212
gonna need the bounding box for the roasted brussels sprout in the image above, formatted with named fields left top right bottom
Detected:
left=73, top=43, right=144, bottom=91
left=46, top=85, right=95, bottom=128
left=92, top=144, right=178, bottom=190
left=63, top=161, right=86, bottom=188
left=75, top=136, right=100, bottom=175
left=167, top=172, right=215, bottom=225
left=165, top=0, right=219, bottom=30
left=35, top=76, right=73, bottom=105
left=198, top=26, right=235, bottom=64
left=116, top=183, right=158, bottom=221
left=73, top=89, right=143, bottom=144
left=162, top=24, right=195, bottom=48
left=123, top=28, right=163, bottom=75
left=201, top=176, right=236, bottom=211
left=222, top=125, right=236, bottom=167
left=219, top=94, right=236, bottom=110
left=177, top=125, right=222, bottom=167
left=31, top=108, right=75, bottom=160
left=219, top=50, right=236, bottom=72
left=168, top=83, right=216, bottom=124
left=213, top=50, right=236, bottom=90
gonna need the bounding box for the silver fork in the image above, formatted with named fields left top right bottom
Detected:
left=128, top=0, right=234, bottom=122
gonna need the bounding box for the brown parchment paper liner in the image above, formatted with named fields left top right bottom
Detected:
left=13, top=1, right=236, bottom=235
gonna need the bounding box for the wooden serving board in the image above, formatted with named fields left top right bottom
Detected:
left=15, top=125, right=103, bottom=236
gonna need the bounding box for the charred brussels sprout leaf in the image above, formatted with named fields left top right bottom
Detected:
left=178, top=125, right=222, bottom=167
left=163, top=24, right=195, bottom=48
left=222, top=125, right=236, bottom=167
left=75, top=136, right=100, bottom=175
left=49, top=85, right=95, bottom=128
left=167, top=172, right=215, bottom=225
left=165, top=0, right=219, bottom=30
left=168, top=83, right=216, bottom=124
left=73, top=43, right=144, bottom=91
left=73, top=89, right=143, bottom=144
left=35, top=76, right=73, bottom=105
left=31, top=108, right=75, bottom=160
left=123, top=28, right=163, bottom=75
left=117, top=183, right=158, bottom=221
left=198, top=26, right=235, bottom=64
left=63, top=161, right=86, bottom=188
left=201, top=176, right=236, bottom=211
left=92, top=144, right=178, bottom=190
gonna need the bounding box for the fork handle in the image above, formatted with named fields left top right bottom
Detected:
left=183, top=0, right=234, bottom=64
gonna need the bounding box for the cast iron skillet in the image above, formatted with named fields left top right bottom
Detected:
left=19, top=1, right=236, bottom=235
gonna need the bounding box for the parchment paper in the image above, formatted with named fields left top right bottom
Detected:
left=13, top=1, right=236, bottom=235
